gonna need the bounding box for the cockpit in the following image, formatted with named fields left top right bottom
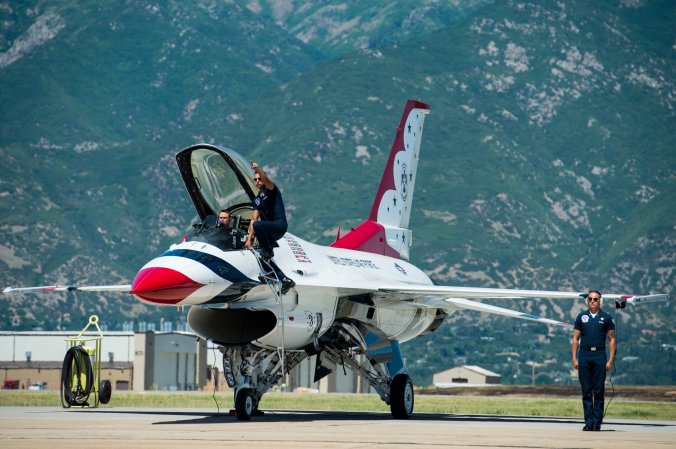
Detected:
left=187, top=213, right=248, bottom=249
left=176, top=144, right=258, bottom=251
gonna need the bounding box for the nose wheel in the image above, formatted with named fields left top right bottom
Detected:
left=235, top=388, right=255, bottom=421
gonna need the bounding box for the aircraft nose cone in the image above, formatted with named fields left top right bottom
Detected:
left=131, top=266, right=205, bottom=305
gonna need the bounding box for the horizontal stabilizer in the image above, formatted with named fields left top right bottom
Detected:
left=607, top=293, right=669, bottom=305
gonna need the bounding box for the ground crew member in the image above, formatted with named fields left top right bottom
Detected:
left=244, top=161, right=293, bottom=294
left=244, top=161, right=287, bottom=261
left=571, top=290, right=616, bottom=431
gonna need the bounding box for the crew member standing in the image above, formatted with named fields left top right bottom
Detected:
left=244, top=161, right=287, bottom=262
left=571, top=290, right=616, bottom=431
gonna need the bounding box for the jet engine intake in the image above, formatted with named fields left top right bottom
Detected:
left=188, top=307, right=276, bottom=345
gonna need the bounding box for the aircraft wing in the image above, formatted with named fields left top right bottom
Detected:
left=375, top=284, right=669, bottom=328
left=3, top=284, right=132, bottom=294
left=425, top=296, right=573, bottom=327
left=379, top=284, right=668, bottom=305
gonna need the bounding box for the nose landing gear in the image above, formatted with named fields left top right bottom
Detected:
left=235, top=388, right=255, bottom=420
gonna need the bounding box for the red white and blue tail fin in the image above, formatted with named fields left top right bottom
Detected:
left=331, top=100, right=430, bottom=260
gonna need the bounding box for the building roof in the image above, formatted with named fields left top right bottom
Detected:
left=462, top=365, right=501, bottom=377
left=0, top=361, right=133, bottom=369
left=0, top=331, right=135, bottom=336
left=435, top=365, right=501, bottom=378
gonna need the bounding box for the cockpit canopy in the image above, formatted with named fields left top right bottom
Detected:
left=176, top=144, right=257, bottom=220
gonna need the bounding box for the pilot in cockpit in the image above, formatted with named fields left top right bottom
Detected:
left=216, top=209, right=245, bottom=249
left=217, top=210, right=232, bottom=229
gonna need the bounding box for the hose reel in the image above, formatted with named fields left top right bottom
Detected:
left=61, top=315, right=112, bottom=408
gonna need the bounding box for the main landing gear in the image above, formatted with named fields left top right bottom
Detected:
left=221, top=321, right=416, bottom=420
left=389, top=373, right=414, bottom=419
left=223, top=346, right=415, bottom=420
left=317, top=343, right=415, bottom=420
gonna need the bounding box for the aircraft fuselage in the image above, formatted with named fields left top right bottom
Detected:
left=130, top=232, right=439, bottom=350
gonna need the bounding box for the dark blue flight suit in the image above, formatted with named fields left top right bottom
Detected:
left=574, top=309, right=615, bottom=429
left=252, top=184, right=295, bottom=293
left=253, top=185, right=287, bottom=254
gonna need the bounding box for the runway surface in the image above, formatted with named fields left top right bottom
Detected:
left=1, top=407, right=674, bottom=449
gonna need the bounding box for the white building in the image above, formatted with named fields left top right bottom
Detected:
left=432, top=365, right=501, bottom=387
left=0, top=331, right=206, bottom=391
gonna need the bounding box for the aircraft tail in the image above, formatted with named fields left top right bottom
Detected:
left=331, top=99, right=430, bottom=260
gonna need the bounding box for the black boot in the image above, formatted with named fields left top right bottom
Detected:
left=281, top=277, right=295, bottom=294
left=261, top=249, right=274, bottom=262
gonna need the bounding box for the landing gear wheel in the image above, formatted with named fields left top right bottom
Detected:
left=235, top=389, right=254, bottom=421
left=390, top=374, right=414, bottom=419
left=99, top=379, right=112, bottom=405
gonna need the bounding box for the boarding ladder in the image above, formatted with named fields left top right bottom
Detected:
left=251, top=249, right=287, bottom=382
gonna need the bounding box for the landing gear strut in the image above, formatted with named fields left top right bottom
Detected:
left=222, top=347, right=306, bottom=421
left=318, top=343, right=415, bottom=420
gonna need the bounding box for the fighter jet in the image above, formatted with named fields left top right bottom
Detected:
left=4, top=100, right=668, bottom=420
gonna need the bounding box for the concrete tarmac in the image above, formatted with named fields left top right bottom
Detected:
left=1, top=407, right=674, bottom=449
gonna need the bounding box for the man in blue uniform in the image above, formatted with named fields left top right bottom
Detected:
left=244, top=161, right=294, bottom=294
left=571, top=290, right=616, bottom=431
left=244, top=161, right=288, bottom=261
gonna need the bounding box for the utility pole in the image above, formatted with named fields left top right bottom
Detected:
left=526, top=361, right=543, bottom=386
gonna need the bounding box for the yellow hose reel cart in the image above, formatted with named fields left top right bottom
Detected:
left=61, top=315, right=112, bottom=408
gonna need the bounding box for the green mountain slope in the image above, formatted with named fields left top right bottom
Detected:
left=1, top=0, right=323, bottom=330
left=0, top=0, right=323, bottom=146
left=247, top=0, right=494, bottom=56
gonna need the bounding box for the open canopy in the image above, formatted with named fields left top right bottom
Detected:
left=175, top=144, right=257, bottom=220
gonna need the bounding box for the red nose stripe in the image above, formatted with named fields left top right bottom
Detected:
left=131, top=267, right=204, bottom=304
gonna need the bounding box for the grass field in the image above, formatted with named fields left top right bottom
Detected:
left=1, top=390, right=674, bottom=421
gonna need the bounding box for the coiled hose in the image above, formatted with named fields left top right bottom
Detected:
left=61, top=345, right=93, bottom=407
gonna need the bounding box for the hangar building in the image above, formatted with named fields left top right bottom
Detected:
left=0, top=331, right=206, bottom=391
left=432, top=365, right=502, bottom=387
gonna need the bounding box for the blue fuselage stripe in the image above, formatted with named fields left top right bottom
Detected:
left=160, top=249, right=254, bottom=285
